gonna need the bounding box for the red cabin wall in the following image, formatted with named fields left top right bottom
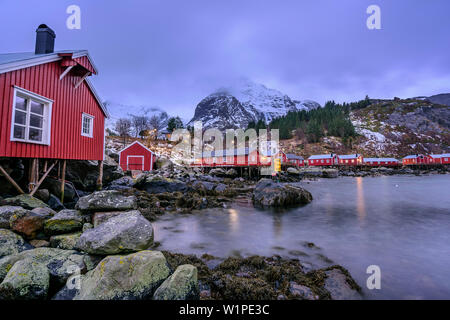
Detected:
left=119, top=143, right=154, bottom=171
left=0, top=61, right=105, bottom=160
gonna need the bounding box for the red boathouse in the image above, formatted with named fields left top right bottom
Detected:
left=119, top=141, right=155, bottom=172
left=338, top=154, right=363, bottom=166
left=0, top=25, right=108, bottom=195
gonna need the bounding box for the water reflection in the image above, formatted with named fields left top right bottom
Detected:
left=356, top=177, right=366, bottom=222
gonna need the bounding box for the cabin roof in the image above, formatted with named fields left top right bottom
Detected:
left=338, top=154, right=361, bottom=159
left=402, top=154, right=423, bottom=159
left=118, top=141, right=155, bottom=154
left=308, top=154, right=336, bottom=160
left=364, top=158, right=398, bottom=162
left=285, top=154, right=304, bottom=160
left=0, top=50, right=107, bottom=117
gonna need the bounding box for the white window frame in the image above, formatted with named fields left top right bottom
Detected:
left=81, top=113, right=94, bottom=138
left=10, top=86, right=53, bottom=145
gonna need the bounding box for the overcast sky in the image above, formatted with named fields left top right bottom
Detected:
left=1, top=0, right=449, bottom=120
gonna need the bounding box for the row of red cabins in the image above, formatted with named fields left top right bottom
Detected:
left=191, top=151, right=450, bottom=168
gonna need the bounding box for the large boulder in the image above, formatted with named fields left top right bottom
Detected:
left=75, top=190, right=137, bottom=212
left=0, top=247, right=85, bottom=286
left=1, top=195, right=49, bottom=210
left=44, top=209, right=84, bottom=235
left=324, top=268, right=362, bottom=300
left=252, top=179, right=313, bottom=207
left=209, top=168, right=227, bottom=177
left=321, top=169, right=339, bottom=178
left=9, top=208, right=54, bottom=239
left=0, top=229, right=30, bottom=258
left=41, top=177, right=78, bottom=203
left=74, top=250, right=170, bottom=300
left=153, top=264, right=199, bottom=300
left=0, top=206, right=28, bottom=229
left=62, top=156, right=124, bottom=192
left=0, top=258, right=50, bottom=300
left=75, top=210, right=154, bottom=255
left=138, top=175, right=187, bottom=194
left=287, top=167, right=300, bottom=175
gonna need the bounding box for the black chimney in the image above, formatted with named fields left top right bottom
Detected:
left=35, top=24, right=55, bottom=54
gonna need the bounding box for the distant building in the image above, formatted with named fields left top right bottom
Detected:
left=119, top=141, right=155, bottom=171
left=363, top=158, right=399, bottom=166
left=307, top=154, right=338, bottom=166
left=338, top=154, right=363, bottom=166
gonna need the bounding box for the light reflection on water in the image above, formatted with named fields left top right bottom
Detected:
left=153, top=175, right=450, bottom=299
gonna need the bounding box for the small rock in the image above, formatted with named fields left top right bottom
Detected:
left=289, top=281, right=318, bottom=300
left=82, top=223, right=93, bottom=232
left=34, top=189, right=50, bottom=202
left=0, top=229, right=30, bottom=257
left=50, top=232, right=82, bottom=250
left=30, top=239, right=50, bottom=248
left=153, top=264, right=199, bottom=300
left=47, top=194, right=65, bottom=211
left=0, top=206, right=28, bottom=229
left=324, top=268, right=362, bottom=300
left=9, top=209, right=49, bottom=239
left=44, top=209, right=84, bottom=235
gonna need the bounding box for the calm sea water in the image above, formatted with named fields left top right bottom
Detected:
left=153, top=175, right=450, bottom=299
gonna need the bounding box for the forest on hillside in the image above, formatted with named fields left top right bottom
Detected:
left=248, top=97, right=372, bottom=144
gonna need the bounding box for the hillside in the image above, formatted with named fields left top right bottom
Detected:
left=278, top=98, right=450, bottom=158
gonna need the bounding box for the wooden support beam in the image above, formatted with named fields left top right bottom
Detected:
left=60, top=160, right=66, bottom=204
left=74, top=71, right=91, bottom=89
left=59, top=66, right=74, bottom=80
left=28, top=159, right=38, bottom=193
left=0, top=165, right=24, bottom=194
left=30, top=161, right=57, bottom=197
left=96, top=160, right=104, bottom=190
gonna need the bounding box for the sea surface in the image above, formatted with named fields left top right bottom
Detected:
left=153, top=175, right=450, bottom=299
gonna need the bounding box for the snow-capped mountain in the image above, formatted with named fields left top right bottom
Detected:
left=188, top=80, right=320, bottom=130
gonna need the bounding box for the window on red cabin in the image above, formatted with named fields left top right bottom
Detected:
left=81, top=113, right=94, bottom=138
left=11, top=87, right=52, bottom=145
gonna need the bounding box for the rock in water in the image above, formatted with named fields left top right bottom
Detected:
left=324, top=268, right=362, bottom=300
left=153, top=264, right=199, bottom=300
left=321, top=169, right=339, bottom=178
left=74, top=250, right=170, bottom=300
left=75, top=210, right=154, bottom=255
left=44, top=209, right=84, bottom=235
left=0, top=206, right=28, bottom=229
left=75, top=190, right=137, bottom=212
left=286, top=167, right=300, bottom=175
left=0, top=258, right=50, bottom=300
left=1, top=194, right=49, bottom=210
left=252, top=179, right=313, bottom=207
left=138, top=175, right=187, bottom=194
left=0, top=229, right=30, bottom=258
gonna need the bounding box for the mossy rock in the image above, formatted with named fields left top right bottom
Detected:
left=153, top=264, right=199, bottom=300
left=74, top=250, right=170, bottom=300
left=1, top=195, right=49, bottom=210
left=50, top=232, right=82, bottom=250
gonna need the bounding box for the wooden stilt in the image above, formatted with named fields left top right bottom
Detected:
left=28, top=159, right=38, bottom=193
left=43, top=160, right=48, bottom=173
left=60, top=160, right=66, bottom=203
left=30, top=161, right=57, bottom=197
left=96, top=160, right=104, bottom=190
left=0, top=165, right=25, bottom=194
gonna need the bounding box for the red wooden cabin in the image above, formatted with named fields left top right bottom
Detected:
left=307, top=154, right=338, bottom=166
left=0, top=25, right=107, bottom=194
left=441, top=154, right=450, bottom=164
left=363, top=158, right=399, bottom=167
left=119, top=141, right=155, bottom=172
left=338, top=154, right=363, bottom=166
left=193, top=147, right=272, bottom=167
left=402, top=154, right=429, bottom=165
left=285, top=153, right=305, bottom=167
left=428, top=154, right=450, bottom=165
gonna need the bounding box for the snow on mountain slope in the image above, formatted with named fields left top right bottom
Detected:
left=188, top=79, right=321, bottom=130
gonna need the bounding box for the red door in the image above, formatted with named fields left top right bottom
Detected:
left=127, top=156, right=144, bottom=170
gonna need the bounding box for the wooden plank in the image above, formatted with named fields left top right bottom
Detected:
left=0, top=164, right=24, bottom=194
left=96, top=160, right=103, bottom=190
left=30, top=161, right=57, bottom=196
left=60, top=159, right=66, bottom=203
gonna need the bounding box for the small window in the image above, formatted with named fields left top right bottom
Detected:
left=81, top=113, right=94, bottom=138
left=11, top=87, right=52, bottom=145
